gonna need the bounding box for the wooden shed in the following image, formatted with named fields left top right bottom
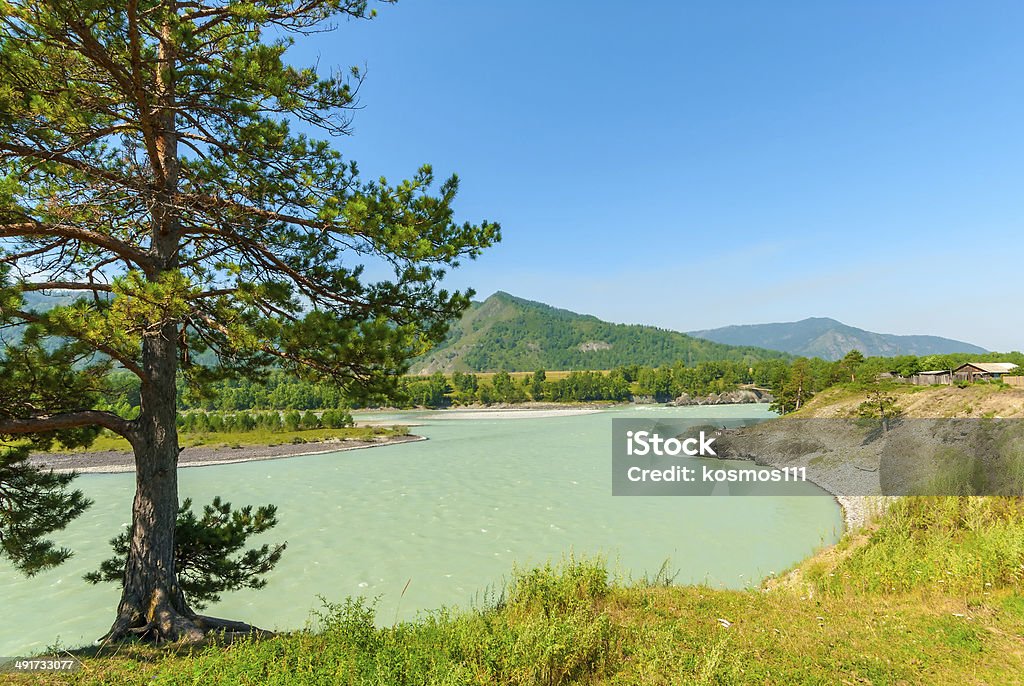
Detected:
left=953, top=362, right=1019, bottom=382
left=908, top=370, right=952, bottom=385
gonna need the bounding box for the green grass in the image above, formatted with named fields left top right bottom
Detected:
left=403, top=370, right=596, bottom=384
left=805, top=496, right=1024, bottom=597
left=15, top=572, right=1024, bottom=685
left=14, top=499, right=1024, bottom=685
left=439, top=370, right=586, bottom=383
left=788, top=381, right=931, bottom=415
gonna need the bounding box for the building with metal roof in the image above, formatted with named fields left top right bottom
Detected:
left=953, top=362, right=1019, bottom=382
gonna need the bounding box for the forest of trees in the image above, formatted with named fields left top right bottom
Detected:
left=375, top=349, right=1024, bottom=412
left=93, top=348, right=1024, bottom=419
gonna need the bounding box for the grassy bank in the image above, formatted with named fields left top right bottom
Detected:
left=11, top=497, right=1024, bottom=685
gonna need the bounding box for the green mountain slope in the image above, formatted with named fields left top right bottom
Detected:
left=688, top=317, right=987, bottom=361
left=410, top=292, right=788, bottom=373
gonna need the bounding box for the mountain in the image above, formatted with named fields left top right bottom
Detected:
left=687, top=317, right=987, bottom=361
left=410, top=292, right=789, bottom=373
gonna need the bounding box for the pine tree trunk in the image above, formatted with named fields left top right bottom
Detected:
left=101, top=322, right=273, bottom=644
left=102, top=324, right=206, bottom=644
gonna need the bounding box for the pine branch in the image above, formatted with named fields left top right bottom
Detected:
left=7, top=309, right=144, bottom=378
left=0, top=410, right=136, bottom=441
left=0, top=221, right=153, bottom=270
left=19, top=281, right=114, bottom=293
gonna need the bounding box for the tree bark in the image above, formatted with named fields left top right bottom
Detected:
left=102, top=322, right=205, bottom=644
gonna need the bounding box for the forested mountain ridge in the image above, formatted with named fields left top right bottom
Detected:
left=689, top=317, right=987, bottom=361
left=410, top=292, right=789, bottom=373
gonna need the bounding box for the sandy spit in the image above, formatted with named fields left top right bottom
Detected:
left=419, top=407, right=602, bottom=420
left=28, top=434, right=426, bottom=475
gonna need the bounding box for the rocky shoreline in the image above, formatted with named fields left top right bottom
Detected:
left=669, top=388, right=774, bottom=407
left=832, top=495, right=891, bottom=532
left=714, top=420, right=889, bottom=531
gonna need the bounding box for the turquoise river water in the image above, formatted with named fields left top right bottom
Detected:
left=0, top=405, right=843, bottom=656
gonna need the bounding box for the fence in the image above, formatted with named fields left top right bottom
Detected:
left=907, top=373, right=952, bottom=386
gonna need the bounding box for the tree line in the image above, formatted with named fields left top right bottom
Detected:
left=404, top=350, right=1024, bottom=412
left=177, top=408, right=354, bottom=434
left=98, top=349, right=1024, bottom=422
left=131, top=348, right=1024, bottom=416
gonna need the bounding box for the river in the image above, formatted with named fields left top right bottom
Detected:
left=0, top=404, right=842, bottom=656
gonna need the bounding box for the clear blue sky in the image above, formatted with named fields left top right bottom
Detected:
left=289, top=1, right=1024, bottom=352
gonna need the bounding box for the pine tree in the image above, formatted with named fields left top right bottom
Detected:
left=0, top=0, right=497, bottom=644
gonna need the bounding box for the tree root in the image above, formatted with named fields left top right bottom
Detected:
left=194, top=614, right=276, bottom=638
left=98, top=589, right=273, bottom=648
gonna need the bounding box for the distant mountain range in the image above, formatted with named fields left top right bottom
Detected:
left=410, top=292, right=788, bottom=373
left=688, top=317, right=987, bottom=361
left=15, top=290, right=987, bottom=369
